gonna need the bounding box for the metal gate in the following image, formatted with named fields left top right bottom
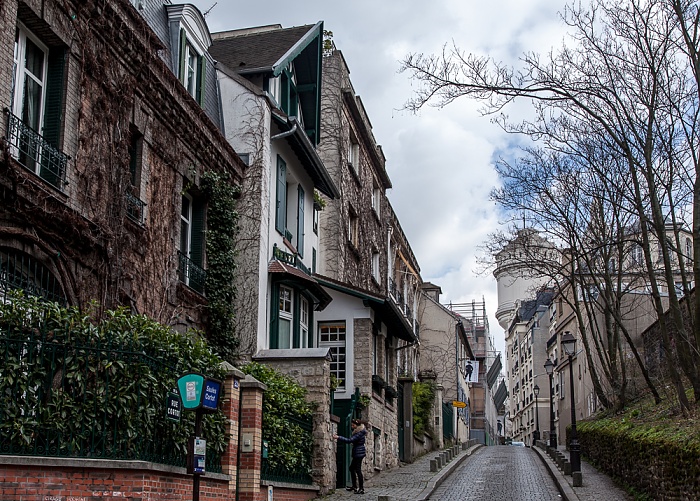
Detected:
left=397, top=381, right=405, bottom=461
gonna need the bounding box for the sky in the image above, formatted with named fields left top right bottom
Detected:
left=187, top=0, right=571, bottom=356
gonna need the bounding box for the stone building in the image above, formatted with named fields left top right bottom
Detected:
left=0, top=0, right=242, bottom=333
left=315, top=47, right=421, bottom=488
left=418, top=282, right=474, bottom=445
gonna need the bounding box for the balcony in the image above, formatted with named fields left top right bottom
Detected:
left=273, top=244, right=311, bottom=275
left=126, top=192, right=146, bottom=225
left=178, top=251, right=206, bottom=294
left=5, top=110, right=69, bottom=190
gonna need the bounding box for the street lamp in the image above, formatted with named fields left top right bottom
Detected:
left=533, top=384, right=540, bottom=443
left=561, top=331, right=581, bottom=473
left=544, top=358, right=557, bottom=448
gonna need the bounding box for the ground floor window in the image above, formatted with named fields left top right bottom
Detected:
left=319, top=321, right=346, bottom=389
left=270, top=282, right=313, bottom=349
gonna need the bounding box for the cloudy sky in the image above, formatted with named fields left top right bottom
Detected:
left=188, top=0, right=571, bottom=354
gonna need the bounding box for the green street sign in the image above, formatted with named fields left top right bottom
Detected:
left=177, top=373, right=205, bottom=410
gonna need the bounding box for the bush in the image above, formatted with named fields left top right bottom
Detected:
left=240, top=362, right=313, bottom=470
left=413, top=381, right=436, bottom=439
left=0, top=291, right=228, bottom=467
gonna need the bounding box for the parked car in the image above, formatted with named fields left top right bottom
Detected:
left=511, top=441, right=525, bottom=447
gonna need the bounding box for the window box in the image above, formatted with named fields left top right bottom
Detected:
left=372, top=374, right=386, bottom=393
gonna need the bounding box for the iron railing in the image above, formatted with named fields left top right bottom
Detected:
left=0, top=325, right=221, bottom=472
left=273, top=244, right=311, bottom=276
left=126, top=192, right=146, bottom=225
left=261, top=413, right=313, bottom=485
left=177, top=251, right=206, bottom=294
left=0, top=248, right=67, bottom=305
left=5, top=110, right=69, bottom=190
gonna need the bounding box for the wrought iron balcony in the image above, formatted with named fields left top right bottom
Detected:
left=273, top=244, right=311, bottom=276
left=5, top=110, right=69, bottom=190
left=126, top=192, right=146, bottom=225
left=177, top=251, right=206, bottom=294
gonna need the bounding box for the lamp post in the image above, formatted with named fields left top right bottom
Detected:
left=533, top=384, right=540, bottom=444
left=544, top=358, right=557, bottom=448
left=561, top=331, right=581, bottom=473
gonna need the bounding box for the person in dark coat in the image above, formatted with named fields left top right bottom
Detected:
left=333, top=418, right=367, bottom=494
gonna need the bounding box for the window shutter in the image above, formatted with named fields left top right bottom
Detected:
left=292, top=290, right=300, bottom=349
left=297, top=185, right=305, bottom=257
left=275, top=156, right=287, bottom=234
left=190, top=198, right=205, bottom=267
left=197, top=55, right=206, bottom=106
left=42, top=47, right=65, bottom=147
left=178, top=28, right=187, bottom=82
left=270, top=284, right=280, bottom=349
left=40, top=47, right=66, bottom=187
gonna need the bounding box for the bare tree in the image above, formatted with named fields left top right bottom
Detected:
left=402, top=0, right=700, bottom=411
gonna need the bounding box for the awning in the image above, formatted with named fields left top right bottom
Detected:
left=268, top=259, right=332, bottom=311
left=486, top=354, right=503, bottom=389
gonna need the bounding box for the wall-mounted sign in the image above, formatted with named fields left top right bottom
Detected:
left=464, top=360, right=480, bottom=383
left=452, top=400, right=467, bottom=408
left=166, top=392, right=182, bottom=422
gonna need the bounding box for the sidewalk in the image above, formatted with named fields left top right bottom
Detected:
left=532, top=443, right=632, bottom=501
left=317, top=442, right=482, bottom=501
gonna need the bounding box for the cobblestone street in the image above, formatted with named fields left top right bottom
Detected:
left=428, top=446, right=561, bottom=500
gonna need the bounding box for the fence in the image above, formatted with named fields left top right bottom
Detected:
left=0, top=324, right=221, bottom=472
left=261, top=413, right=313, bottom=485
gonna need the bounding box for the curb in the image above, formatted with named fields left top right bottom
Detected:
left=413, top=444, right=483, bottom=501
left=532, top=445, right=578, bottom=501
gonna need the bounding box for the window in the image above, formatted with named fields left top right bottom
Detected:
left=631, top=243, right=643, bottom=265
left=178, top=191, right=205, bottom=293
left=127, top=127, right=145, bottom=224
left=372, top=251, right=381, bottom=283
left=271, top=283, right=314, bottom=349
left=348, top=136, right=360, bottom=176
left=178, top=29, right=206, bottom=105
left=300, top=296, right=309, bottom=348
left=0, top=248, right=66, bottom=305
left=297, top=186, right=305, bottom=257
left=313, top=204, right=319, bottom=235
left=312, top=248, right=317, bottom=273
left=9, top=24, right=67, bottom=188
left=348, top=208, right=359, bottom=248
left=372, top=180, right=382, bottom=217
left=319, top=321, right=346, bottom=389
left=278, top=285, right=293, bottom=349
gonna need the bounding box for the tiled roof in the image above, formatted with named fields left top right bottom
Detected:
left=210, top=25, right=315, bottom=74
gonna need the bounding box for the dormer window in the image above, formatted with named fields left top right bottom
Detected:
left=179, top=30, right=205, bottom=104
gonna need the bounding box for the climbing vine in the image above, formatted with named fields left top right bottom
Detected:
left=202, top=170, right=240, bottom=363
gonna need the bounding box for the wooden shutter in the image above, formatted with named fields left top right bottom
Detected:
left=297, top=185, right=305, bottom=257
left=190, top=197, right=205, bottom=268
left=269, top=284, right=280, bottom=349
left=178, top=28, right=186, bottom=82
left=197, top=55, right=206, bottom=106
left=276, top=156, right=287, bottom=234
left=40, top=46, right=66, bottom=187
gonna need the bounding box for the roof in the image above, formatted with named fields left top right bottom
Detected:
left=269, top=259, right=332, bottom=310
left=210, top=24, right=318, bottom=75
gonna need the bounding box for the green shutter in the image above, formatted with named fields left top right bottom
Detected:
left=42, top=47, right=65, bottom=147
left=276, top=156, right=287, bottom=234
left=190, top=198, right=205, bottom=267
left=270, top=284, right=280, bottom=349
left=297, top=185, right=305, bottom=257
left=178, top=28, right=187, bottom=82
left=40, top=46, right=65, bottom=187
left=197, top=55, right=206, bottom=106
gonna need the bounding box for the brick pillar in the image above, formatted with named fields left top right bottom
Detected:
left=238, top=375, right=267, bottom=501
left=219, top=362, right=245, bottom=496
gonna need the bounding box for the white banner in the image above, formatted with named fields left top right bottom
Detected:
left=464, top=359, right=479, bottom=383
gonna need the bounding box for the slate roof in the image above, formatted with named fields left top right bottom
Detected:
left=210, top=24, right=316, bottom=75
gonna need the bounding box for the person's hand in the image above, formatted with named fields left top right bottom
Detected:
left=332, top=434, right=338, bottom=439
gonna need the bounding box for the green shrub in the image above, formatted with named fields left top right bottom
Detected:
left=241, top=361, right=313, bottom=470
left=413, top=381, right=436, bottom=439
left=0, top=291, right=228, bottom=467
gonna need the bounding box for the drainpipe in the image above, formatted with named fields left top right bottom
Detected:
left=270, top=122, right=297, bottom=141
